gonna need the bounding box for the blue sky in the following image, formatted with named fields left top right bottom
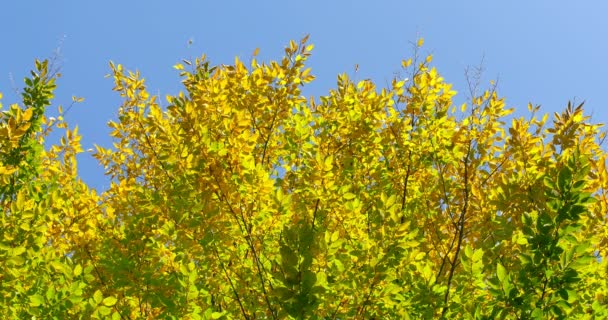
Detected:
left=1, top=1, right=607, bottom=191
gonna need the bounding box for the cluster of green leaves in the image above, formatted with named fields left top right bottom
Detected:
left=481, top=151, right=603, bottom=318
left=1, top=38, right=607, bottom=319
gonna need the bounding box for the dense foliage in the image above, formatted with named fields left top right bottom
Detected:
left=1, top=38, right=607, bottom=319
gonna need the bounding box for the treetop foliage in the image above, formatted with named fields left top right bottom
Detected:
left=1, top=37, right=607, bottom=319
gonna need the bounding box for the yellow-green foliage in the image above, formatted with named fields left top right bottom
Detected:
left=1, top=38, right=607, bottom=319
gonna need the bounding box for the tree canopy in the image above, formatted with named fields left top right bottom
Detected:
left=1, top=38, right=607, bottom=319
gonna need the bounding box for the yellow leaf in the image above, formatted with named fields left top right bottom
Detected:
left=98, top=306, right=112, bottom=316
left=253, top=47, right=260, bottom=56
left=385, top=194, right=396, bottom=207
left=93, top=290, right=103, bottom=305
left=343, top=193, right=356, bottom=200
left=19, top=222, right=30, bottom=231
left=417, top=37, right=424, bottom=47
left=22, top=108, right=33, bottom=121
left=324, top=155, right=333, bottom=171
left=103, top=296, right=118, bottom=307
left=331, top=230, right=340, bottom=242
left=74, top=264, right=83, bottom=277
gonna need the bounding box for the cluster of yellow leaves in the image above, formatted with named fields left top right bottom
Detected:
left=0, top=61, right=118, bottom=319
left=91, top=37, right=608, bottom=318
left=2, top=39, right=607, bottom=319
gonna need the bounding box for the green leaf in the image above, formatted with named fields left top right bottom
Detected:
left=280, top=245, right=298, bottom=266
left=531, top=308, right=543, bottom=319
left=188, top=271, right=197, bottom=284
left=557, top=167, right=572, bottom=192
left=568, top=204, right=587, bottom=218
left=69, top=294, right=84, bottom=305
left=46, top=287, right=56, bottom=301
left=98, top=305, right=112, bottom=316
left=578, top=195, right=597, bottom=205
left=575, top=241, right=590, bottom=255
left=571, top=179, right=585, bottom=191
left=30, top=294, right=45, bottom=307
left=51, top=260, right=68, bottom=275
left=496, top=263, right=507, bottom=283
left=302, top=270, right=317, bottom=290
left=8, top=256, right=25, bottom=266
left=10, top=246, right=26, bottom=256
left=273, top=286, right=294, bottom=300
left=543, top=176, right=556, bottom=190
left=334, top=259, right=344, bottom=273
left=464, top=245, right=473, bottom=258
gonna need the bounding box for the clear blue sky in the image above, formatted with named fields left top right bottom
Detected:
left=2, top=1, right=607, bottom=191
